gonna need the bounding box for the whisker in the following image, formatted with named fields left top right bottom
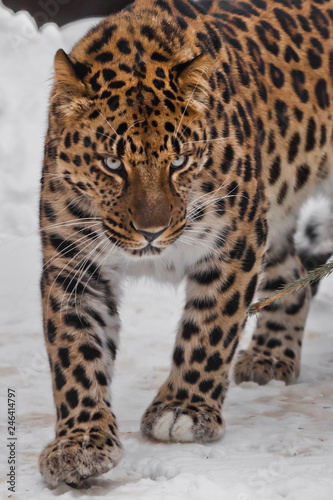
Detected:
left=47, top=194, right=88, bottom=220
left=126, top=119, right=144, bottom=134
left=183, top=222, right=229, bottom=255
left=97, top=109, right=119, bottom=138
left=175, top=81, right=200, bottom=136
left=71, top=237, right=111, bottom=314
left=187, top=209, right=233, bottom=225
left=41, top=219, right=101, bottom=232
left=182, top=137, right=225, bottom=146
left=42, top=227, right=103, bottom=274
left=189, top=193, right=239, bottom=213
left=177, top=116, right=199, bottom=143
left=187, top=172, right=236, bottom=209
left=188, top=183, right=227, bottom=210
left=78, top=237, right=119, bottom=310
left=47, top=231, right=105, bottom=320
left=179, top=234, right=221, bottom=258
left=188, top=196, right=230, bottom=216
left=59, top=232, right=107, bottom=316
left=42, top=173, right=72, bottom=178
left=94, top=130, right=117, bottom=142
left=63, top=242, right=102, bottom=319
left=187, top=196, right=234, bottom=219
left=184, top=227, right=230, bottom=248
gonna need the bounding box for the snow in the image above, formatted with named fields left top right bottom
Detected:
left=1, top=4, right=333, bottom=499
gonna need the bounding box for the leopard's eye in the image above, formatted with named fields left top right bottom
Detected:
left=103, top=157, right=123, bottom=171
left=170, top=155, right=187, bottom=170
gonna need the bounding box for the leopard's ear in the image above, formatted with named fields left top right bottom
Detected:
left=54, top=49, right=82, bottom=87
left=173, top=53, right=214, bottom=111
left=52, top=49, right=91, bottom=122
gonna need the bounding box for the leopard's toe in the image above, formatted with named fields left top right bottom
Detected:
left=39, top=429, right=122, bottom=488
left=234, top=349, right=299, bottom=386
left=141, top=401, right=225, bottom=443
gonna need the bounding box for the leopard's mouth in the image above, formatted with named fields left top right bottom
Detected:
left=102, top=224, right=165, bottom=257
left=102, top=218, right=186, bottom=258
left=126, top=244, right=163, bottom=257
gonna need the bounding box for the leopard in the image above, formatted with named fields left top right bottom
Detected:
left=38, top=0, right=333, bottom=488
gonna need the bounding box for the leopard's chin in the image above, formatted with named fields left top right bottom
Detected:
left=125, top=244, right=164, bottom=258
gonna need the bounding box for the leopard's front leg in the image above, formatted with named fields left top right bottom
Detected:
left=141, top=219, right=266, bottom=443
left=38, top=225, right=122, bottom=487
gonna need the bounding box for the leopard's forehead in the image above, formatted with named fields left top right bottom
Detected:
left=79, top=1, right=195, bottom=50
left=65, top=11, right=206, bottom=160
left=70, top=7, right=193, bottom=85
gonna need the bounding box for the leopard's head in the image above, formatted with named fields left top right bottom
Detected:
left=51, top=14, right=215, bottom=257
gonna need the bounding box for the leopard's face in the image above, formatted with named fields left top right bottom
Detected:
left=53, top=46, right=213, bottom=257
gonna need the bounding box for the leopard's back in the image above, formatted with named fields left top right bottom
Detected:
left=212, top=0, right=333, bottom=214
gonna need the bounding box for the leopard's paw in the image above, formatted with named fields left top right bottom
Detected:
left=141, top=401, right=225, bottom=443
left=234, top=349, right=299, bottom=386
left=39, top=426, right=122, bottom=488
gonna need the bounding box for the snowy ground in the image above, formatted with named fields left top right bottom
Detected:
left=1, top=4, right=333, bottom=499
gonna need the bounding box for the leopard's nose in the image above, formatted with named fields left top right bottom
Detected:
left=131, top=222, right=168, bottom=242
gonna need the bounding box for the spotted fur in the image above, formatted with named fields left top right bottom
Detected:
left=39, top=0, right=333, bottom=487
